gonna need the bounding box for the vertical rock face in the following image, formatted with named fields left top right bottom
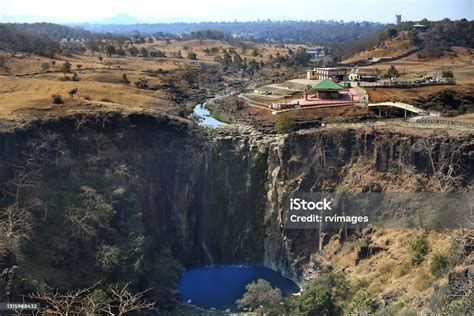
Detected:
left=0, top=113, right=472, bottom=290
left=258, top=129, right=473, bottom=281
left=193, top=134, right=268, bottom=265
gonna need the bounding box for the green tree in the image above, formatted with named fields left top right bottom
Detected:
left=386, top=65, right=400, bottom=79
left=140, top=47, right=149, bottom=57
left=62, top=61, right=72, bottom=74
left=121, top=73, right=130, bottom=84
left=430, top=252, right=449, bottom=277
left=292, top=48, right=311, bottom=66
left=115, top=48, right=126, bottom=56
left=411, top=234, right=429, bottom=265
left=106, top=45, right=116, bottom=57
left=129, top=46, right=139, bottom=57
left=236, top=279, right=284, bottom=315
left=222, top=51, right=232, bottom=69
left=295, top=272, right=348, bottom=316
left=384, top=28, right=398, bottom=38
left=97, top=244, right=121, bottom=272
left=68, top=88, right=78, bottom=98
left=442, top=70, right=454, bottom=78
left=275, top=115, right=295, bottom=133
left=187, top=52, right=197, bottom=60
left=51, top=93, right=63, bottom=104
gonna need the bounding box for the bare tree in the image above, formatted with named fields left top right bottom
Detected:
left=0, top=204, right=33, bottom=253
left=29, top=283, right=98, bottom=315
left=28, top=281, right=154, bottom=315
left=80, top=288, right=111, bottom=315
left=66, top=206, right=99, bottom=238
left=413, top=138, right=437, bottom=174
left=102, top=283, right=155, bottom=316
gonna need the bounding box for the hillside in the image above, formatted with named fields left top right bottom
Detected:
left=0, top=24, right=60, bottom=57
left=343, top=31, right=418, bottom=63
left=342, top=19, right=474, bottom=64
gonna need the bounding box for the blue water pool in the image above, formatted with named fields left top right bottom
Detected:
left=178, top=265, right=299, bottom=311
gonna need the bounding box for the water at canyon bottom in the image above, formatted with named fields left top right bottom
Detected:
left=192, top=104, right=226, bottom=127
left=178, top=266, right=299, bottom=311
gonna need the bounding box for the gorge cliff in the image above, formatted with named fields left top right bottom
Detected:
left=0, top=111, right=472, bottom=309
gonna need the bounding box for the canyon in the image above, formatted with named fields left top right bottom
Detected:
left=0, top=110, right=472, bottom=310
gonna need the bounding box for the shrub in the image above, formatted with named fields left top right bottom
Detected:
left=430, top=252, right=449, bottom=278
left=100, top=98, right=112, bottom=102
left=468, top=151, right=474, bottom=161
left=187, top=52, right=197, bottom=60
left=41, top=62, right=50, bottom=71
left=134, top=77, right=149, bottom=89
left=352, top=278, right=370, bottom=293
left=441, top=298, right=473, bottom=315
left=349, top=292, right=378, bottom=315
left=275, top=115, right=295, bottom=133
left=411, top=234, right=428, bottom=266
left=121, top=73, right=130, bottom=84
left=442, top=70, right=454, bottom=78
left=51, top=93, right=63, bottom=104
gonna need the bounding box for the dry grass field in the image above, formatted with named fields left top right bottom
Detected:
left=0, top=36, right=472, bottom=128
left=0, top=39, right=302, bottom=122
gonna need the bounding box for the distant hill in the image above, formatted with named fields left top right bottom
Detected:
left=97, top=13, right=141, bottom=25
left=80, top=20, right=386, bottom=44
left=7, top=23, right=94, bottom=41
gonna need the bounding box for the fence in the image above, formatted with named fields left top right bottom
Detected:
left=358, top=79, right=455, bottom=88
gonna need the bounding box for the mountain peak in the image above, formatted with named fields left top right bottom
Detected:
left=97, top=13, right=141, bottom=25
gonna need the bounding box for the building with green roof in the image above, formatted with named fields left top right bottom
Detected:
left=308, top=79, right=344, bottom=99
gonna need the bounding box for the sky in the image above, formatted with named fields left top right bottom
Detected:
left=0, top=0, right=472, bottom=23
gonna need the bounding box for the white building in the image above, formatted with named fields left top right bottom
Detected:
left=307, top=67, right=347, bottom=81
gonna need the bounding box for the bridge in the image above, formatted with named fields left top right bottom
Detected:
left=368, top=102, right=440, bottom=117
